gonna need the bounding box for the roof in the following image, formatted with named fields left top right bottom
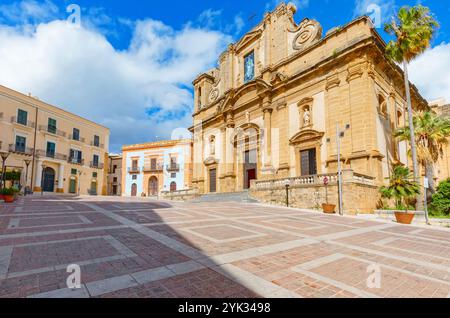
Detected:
left=122, top=139, right=192, bottom=152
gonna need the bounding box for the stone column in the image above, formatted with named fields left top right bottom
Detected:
left=263, top=107, right=273, bottom=168
left=34, top=160, right=43, bottom=192
left=57, top=164, right=64, bottom=193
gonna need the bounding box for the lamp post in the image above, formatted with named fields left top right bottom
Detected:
left=24, top=159, right=31, bottom=196
left=41, top=164, right=47, bottom=196
left=0, top=150, right=10, bottom=190
left=328, top=123, right=350, bottom=216
left=284, top=179, right=291, bottom=207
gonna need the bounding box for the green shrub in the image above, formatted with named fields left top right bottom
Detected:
left=431, top=178, right=450, bottom=215
left=0, top=188, right=18, bottom=195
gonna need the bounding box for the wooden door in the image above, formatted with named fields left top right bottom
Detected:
left=209, top=169, right=217, bottom=193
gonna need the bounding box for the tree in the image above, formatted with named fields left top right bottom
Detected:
left=380, top=165, right=420, bottom=210
left=431, top=179, right=450, bottom=215
left=395, top=111, right=450, bottom=192
left=384, top=5, right=439, bottom=208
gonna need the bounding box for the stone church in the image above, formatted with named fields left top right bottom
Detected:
left=190, top=2, right=428, bottom=198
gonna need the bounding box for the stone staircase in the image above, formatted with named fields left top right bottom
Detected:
left=192, top=191, right=258, bottom=203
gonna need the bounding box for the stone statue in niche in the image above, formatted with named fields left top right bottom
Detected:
left=303, top=107, right=311, bottom=127
left=210, top=136, right=216, bottom=156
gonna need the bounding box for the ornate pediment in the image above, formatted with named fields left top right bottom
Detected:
left=270, top=71, right=288, bottom=85
left=235, top=29, right=263, bottom=53
left=204, top=156, right=219, bottom=166
left=290, top=129, right=324, bottom=146
left=289, top=18, right=322, bottom=51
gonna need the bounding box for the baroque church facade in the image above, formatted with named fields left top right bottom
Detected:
left=190, top=2, right=428, bottom=195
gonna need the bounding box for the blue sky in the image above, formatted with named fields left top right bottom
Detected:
left=0, top=0, right=449, bottom=152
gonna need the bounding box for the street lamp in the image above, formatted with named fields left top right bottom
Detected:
left=41, top=164, right=47, bottom=196
left=0, top=150, right=10, bottom=190
left=327, top=123, right=350, bottom=216
left=24, top=159, right=31, bottom=196
left=284, top=179, right=291, bottom=207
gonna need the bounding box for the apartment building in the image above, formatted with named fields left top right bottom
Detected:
left=0, top=85, right=110, bottom=195
left=122, top=139, right=192, bottom=197
left=107, top=154, right=122, bottom=196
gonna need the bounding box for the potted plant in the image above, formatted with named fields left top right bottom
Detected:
left=1, top=188, right=16, bottom=203
left=322, top=177, right=336, bottom=214
left=380, top=165, right=420, bottom=224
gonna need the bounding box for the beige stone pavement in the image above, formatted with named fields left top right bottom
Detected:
left=0, top=195, right=449, bottom=298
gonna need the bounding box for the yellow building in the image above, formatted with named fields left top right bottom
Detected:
left=431, top=99, right=450, bottom=183
left=0, top=84, right=110, bottom=195
left=121, top=139, right=192, bottom=197
left=189, top=3, right=428, bottom=212
left=107, top=154, right=123, bottom=196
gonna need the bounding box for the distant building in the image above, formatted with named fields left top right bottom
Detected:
left=121, top=139, right=192, bottom=197
left=430, top=99, right=450, bottom=182
left=0, top=85, right=109, bottom=195
left=107, top=154, right=122, bottom=196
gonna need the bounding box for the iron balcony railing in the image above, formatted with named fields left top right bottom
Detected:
left=11, top=116, right=35, bottom=128
left=68, top=157, right=84, bottom=165
left=38, top=125, right=67, bottom=137
left=90, top=161, right=104, bottom=169
left=8, top=144, right=33, bottom=156
left=127, top=167, right=141, bottom=174
left=68, top=134, right=86, bottom=143
left=36, top=149, right=68, bottom=161
left=166, top=163, right=180, bottom=172
left=90, top=141, right=104, bottom=148
left=143, top=164, right=164, bottom=172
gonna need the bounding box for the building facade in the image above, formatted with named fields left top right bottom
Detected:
left=121, top=139, right=192, bottom=197
left=431, top=99, right=450, bottom=182
left=0, top=85, right=110, bottom=195
left=107, top=154, right=123, bottom=196
left=190, top=2, right=427, bottom=195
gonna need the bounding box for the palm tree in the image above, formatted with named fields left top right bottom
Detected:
left=384, top=5, right=439, bottom=207
left=395, top=111, right=450, bottom=192
left=380, top=165, right=420, bottom=210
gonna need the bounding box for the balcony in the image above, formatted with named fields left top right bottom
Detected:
left=36, top=149, right=68, bottom=161
left=90, top=141, right=104, bottom=149
left=68, top=134, right=86, bottom=143
left=11, top=116, right=35, bottom=128
left=90, top=161, right=104, bottom=169
left=68, top=157, right=84, bottom=166
left=8, top=144, right=33, bottom=156
left=166, top=163, right=180, bottom=172
left=143, top=164, right=164, bottom=173
left=38, top=125, right=67, bottom=138
left=128, top=167, right=141, bottom=174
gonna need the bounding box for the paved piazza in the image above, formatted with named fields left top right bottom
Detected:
left=0, top=196, right=450, bottom=298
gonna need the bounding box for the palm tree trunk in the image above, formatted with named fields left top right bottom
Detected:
left=403, top=59, right=422, bottom=210
left=425, top=161, right=435, bottom=194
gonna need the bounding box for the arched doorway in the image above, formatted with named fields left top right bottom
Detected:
left=234, top=124, right=260, bottom=190
left=148, top=177, right=158, bottom=196
left=131, top=183, right=137, bottom=197
left=43, top=167, right=56, bottom=192
left=170, top=181, right=177, bottom=192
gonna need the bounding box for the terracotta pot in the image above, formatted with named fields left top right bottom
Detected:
left=394, top=211, right=415, bottom=225
left=3, top=195, right=15, bottom=203
left=322, top=203, right=336, bottom=214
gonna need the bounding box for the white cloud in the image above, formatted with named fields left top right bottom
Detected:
left=0, top=0, right=59, bottom=25
left=0, top=9, right=232, bottom=152
left=409, top=42, right=450, bottom=103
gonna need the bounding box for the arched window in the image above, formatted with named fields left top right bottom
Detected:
left=378, top=94, right=388, bottom=117
left=170, top=182, right=177, bottom=192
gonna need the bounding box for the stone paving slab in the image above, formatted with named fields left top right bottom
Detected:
left=1, top=195, right=450, bottom=298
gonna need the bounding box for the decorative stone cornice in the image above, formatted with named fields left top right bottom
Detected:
left=297, top=97, right=314, bottom=108
left=325, top=74, right=341, bottom=91
left=289, top=129, right=325, bottom=146
left=346, top=63, right=364, bottom=82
